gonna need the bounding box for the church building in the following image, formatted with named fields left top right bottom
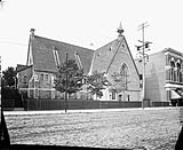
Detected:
left=17, top=24, right=141, bottom=102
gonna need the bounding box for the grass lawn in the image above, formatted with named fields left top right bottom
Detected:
left=4, top=107, right=183, bottom=150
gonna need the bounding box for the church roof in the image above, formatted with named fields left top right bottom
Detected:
left=27, top=27, right=139, bottom=77
left=91, top=35, right=139, bottom=76
left=16, top=64, right=32, bottom=72
left=91, top=39, right=119, bottom=73
left=31, top=35, right=94, bottom=74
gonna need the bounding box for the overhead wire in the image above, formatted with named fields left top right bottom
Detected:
left=0, top=41, right=27, bottom=47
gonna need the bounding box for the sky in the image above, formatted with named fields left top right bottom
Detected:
left=0, top=0, right=183, bottom=71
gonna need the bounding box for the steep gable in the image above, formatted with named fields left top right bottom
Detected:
left=91, top=39, right=119, bottom=73
left=30, top=35, right=94, bottom=74
left=91, top=34, right=140, bottom=90
left=92, top=35, right=139, bottom=76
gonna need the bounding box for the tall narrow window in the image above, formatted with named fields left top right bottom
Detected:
left=177, top=63, right=181, bottom=82
left=53, top=47, right=60, bottom=68
left=112, top=90, right=116, bottom=100
left=23, top=75, right=27, bottom=85
left=166, top=69, right=169, bottom=80
left=128, top=95, right=130, bottom=101
left=120, top=63, right=129, bottom=89
left=170, top=61, right=175, bottom=81
left=75, top=52, right=83, bottom=69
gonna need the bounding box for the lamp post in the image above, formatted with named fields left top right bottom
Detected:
left=136, top=22, right=152, bottom=109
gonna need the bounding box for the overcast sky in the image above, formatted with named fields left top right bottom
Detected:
left=0, top=0, right=183, bottom=71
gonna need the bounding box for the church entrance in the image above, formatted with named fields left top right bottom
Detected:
left=118, top=95, right=122, bottom=101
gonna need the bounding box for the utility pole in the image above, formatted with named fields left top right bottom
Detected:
left=136, top=22, right=152, bottom=109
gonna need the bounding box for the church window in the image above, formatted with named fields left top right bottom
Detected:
left=128, top=95, right=130, bottom=101
left=23, top=75, right=27, bottom=84
left=53, top=47, right=60, bottom=68
left=32, top=79, right=34, bottom=88
left=118, top=95, right=122, bottom=101
left=75, top=52, right=83, bottom=69
left=112, top=90, right=116, bottom=100
left=120, top=63, right=129, bottom=89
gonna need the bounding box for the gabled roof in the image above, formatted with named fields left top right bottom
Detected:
left=16, top=64, right=32, bottom=73
left=91, top=39, right=119, bottom=73
left=30, top=35, right=94, bottom=74
left=91, top=35, right=139, bottom=76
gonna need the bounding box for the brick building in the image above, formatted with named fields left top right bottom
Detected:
left=135, top=48, right=183, bottom=106
left=17, top=25, right=141, bottom=101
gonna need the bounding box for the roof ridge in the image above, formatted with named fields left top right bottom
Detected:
left=34, top=35, right=95, bottom=52
left=95, top=39, right=117, bottom=52
left=16, top=64, right=33, bottom=72
left=123, top=36, right=140, bottom=76
left=163, top=48, right=183, bottom=56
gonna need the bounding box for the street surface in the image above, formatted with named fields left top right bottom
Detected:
left=4, top=107, right=183, bottom=150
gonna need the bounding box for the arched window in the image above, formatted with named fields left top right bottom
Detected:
left=23, top=75, right=27, bottom=86
left=120, top=63, right=129, bottom=89
left=170, top=61, right=175, bottom=81
left=176, top=63, right=182, bottom=82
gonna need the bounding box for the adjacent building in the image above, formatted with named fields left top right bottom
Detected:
left=136, top=48, right=183, bottom=106
left=17, top=25, right=141, bottom=102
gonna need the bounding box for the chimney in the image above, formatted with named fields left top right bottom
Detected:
left=30, top=28, right=35, bottom=38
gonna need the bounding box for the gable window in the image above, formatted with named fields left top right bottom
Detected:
left=75, top=52, right=83, bottom=69
left=120, top=63, right=129, bottom=89
left=53, top=47, right=60, bottom=68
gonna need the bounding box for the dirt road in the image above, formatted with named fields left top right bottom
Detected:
left=4, top=107, right=183, bottom=150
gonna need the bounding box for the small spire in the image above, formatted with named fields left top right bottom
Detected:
left=117, top=22, right=124, bottom=36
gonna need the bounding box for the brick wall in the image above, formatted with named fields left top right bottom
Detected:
left=107, top=38, right=141, bottom=101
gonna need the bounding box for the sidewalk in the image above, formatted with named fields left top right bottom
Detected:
left=4, top=106, right=178, bottom=115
